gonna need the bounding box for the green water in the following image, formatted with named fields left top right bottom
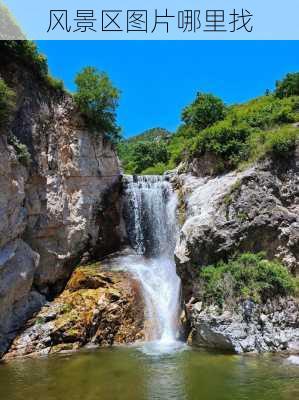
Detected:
left=0, top=346, right=298, bottom=400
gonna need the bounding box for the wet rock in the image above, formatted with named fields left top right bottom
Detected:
left=4, top=263, right=144, bottom=360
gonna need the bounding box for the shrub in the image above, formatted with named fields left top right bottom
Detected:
left=74, top=66, right=120, bottom=141
left=45, top=75, right=65, bottom=92
left=8, top=135, right=31, bottom=166
left=264, top=127, right=298, bottom=157
left=0, top=41, right=66, bottom=94
left=228, top=95, right=299, bottom=130
left=141, top=162, right=169, bottom=175
left=275, top=72, right=299, bottom=99
left=248, top=126, right=299, bottom=161
left=0, top=41, right=48, bottom=77
left=191, top=120, right=252, bottom=168
left=182, top=93, right=226, bottom=131
left=198, top=253, right=297, bottom=307
left=0, top=78, right=15, bottom=131
left=129, top=140, right=170, bottom=174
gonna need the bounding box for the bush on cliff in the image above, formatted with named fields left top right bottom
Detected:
left=178, top=94, right=299, bottom=169
left=74, top=66, right=120, bottom=141
left=8, top=135, right=31, bottom=166
left=248, top=126, right=299, bottom=160
left=0, top=78, right=15, bottom=131
left=0, top=41, right=65, bottom=93
left=190, top=120, right=252, bottom=169
left=197, top=253, right=297, bottom=307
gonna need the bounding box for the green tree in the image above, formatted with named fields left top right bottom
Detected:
left=130, top=141, right=169, bottom=174
left=182, top=93, right=226, bottom=131
left=74, top=67, right=120, bottom=140
left=275, top=72, right=299, bottom=98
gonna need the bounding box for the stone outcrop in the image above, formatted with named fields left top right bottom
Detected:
left=0, top=48, right=122, bottom=356
left=173, top=149, right=299, bottom=353
left=187, top=298, right=299, bottom=353
left=175, top=155, right=298, bottom=299
left=4, top=263, right=144, bottom=359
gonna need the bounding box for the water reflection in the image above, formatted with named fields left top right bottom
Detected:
left=1, top=347, right=299, bottom=400
left=146, top=353, right=187, bottom=400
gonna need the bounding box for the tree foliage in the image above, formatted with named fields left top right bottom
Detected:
left=74, top=67, right=120, bottom=140
left=116, top=75, right=299, bottom=175
left=127, top=141, right=169, bottom=174
left=275, top=72, right=299, bottom=99
left=182, top=93, right=226, bottom=131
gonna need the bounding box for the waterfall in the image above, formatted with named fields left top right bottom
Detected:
left=122, top=175, right=182, bottom=350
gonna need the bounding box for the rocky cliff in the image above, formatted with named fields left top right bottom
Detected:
left=0, top=49, right=122, bottom=356
left=174, top=148, right=299, bottom=353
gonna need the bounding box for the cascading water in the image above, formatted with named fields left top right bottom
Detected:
left=121, top=175, right=182, bottom=352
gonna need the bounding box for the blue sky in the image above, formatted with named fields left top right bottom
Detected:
left=37, top=41, right=299, bottom=138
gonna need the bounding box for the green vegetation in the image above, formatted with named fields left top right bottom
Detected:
left=182, top=93, right=227, bottom=131
left=117, top=128, right=172, bottom=174
left=74, top=66, right=120, bottom=141
left=8, top=135, right=31, bottom=166
left=275, top=72, right=299, bottom=98
left=191, top=120, right=252, bottom=169
left=122, top=140, right=169, bottom=174
left=117, top=73, right=299, bottom=175
left=185, top=93, right=299, bottom=171
left=0, top=78, right=15, bottom=131
left=197, top=253, right=297, bottom=307
left=125, top=127, right=171, bottom=144
left=0, top=41, right=65, bottom=92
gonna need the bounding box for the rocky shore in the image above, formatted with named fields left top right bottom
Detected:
left=186, top=297, right=299, bottom=353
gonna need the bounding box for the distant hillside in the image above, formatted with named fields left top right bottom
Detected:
left=117, top=72, right=299, bottom=176
left=126, top=127, right=172, bottom=144
left=117, top=128, right=173, bottom=174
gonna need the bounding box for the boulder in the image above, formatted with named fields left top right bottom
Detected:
left=0, top=239, right=44, bottom=356
left=4, top=263, right=144, bottom=360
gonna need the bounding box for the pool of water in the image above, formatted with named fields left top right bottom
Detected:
left=1, top=345, right=298, bottom=400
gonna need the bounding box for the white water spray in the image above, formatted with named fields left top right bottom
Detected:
left=122, top=175, right=182, bottom=351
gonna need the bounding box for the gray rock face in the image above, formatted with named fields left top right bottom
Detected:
left=0, top=239, right=45, bottom=354
left=0, top=54, right=122, bottom=355
left=175, top=156, right=299, bottom=299
left=188, top=298, right=299, bottom=353
left=173, top=150, right=299, bottom=353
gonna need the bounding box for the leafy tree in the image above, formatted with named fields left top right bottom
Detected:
left=275, top=72, right=299, bottom=98
left=182, top=93, right=226, bottom=131
left=130, top=141, right=169, bottom=174
left=74, top=67, right=120, bottom=140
